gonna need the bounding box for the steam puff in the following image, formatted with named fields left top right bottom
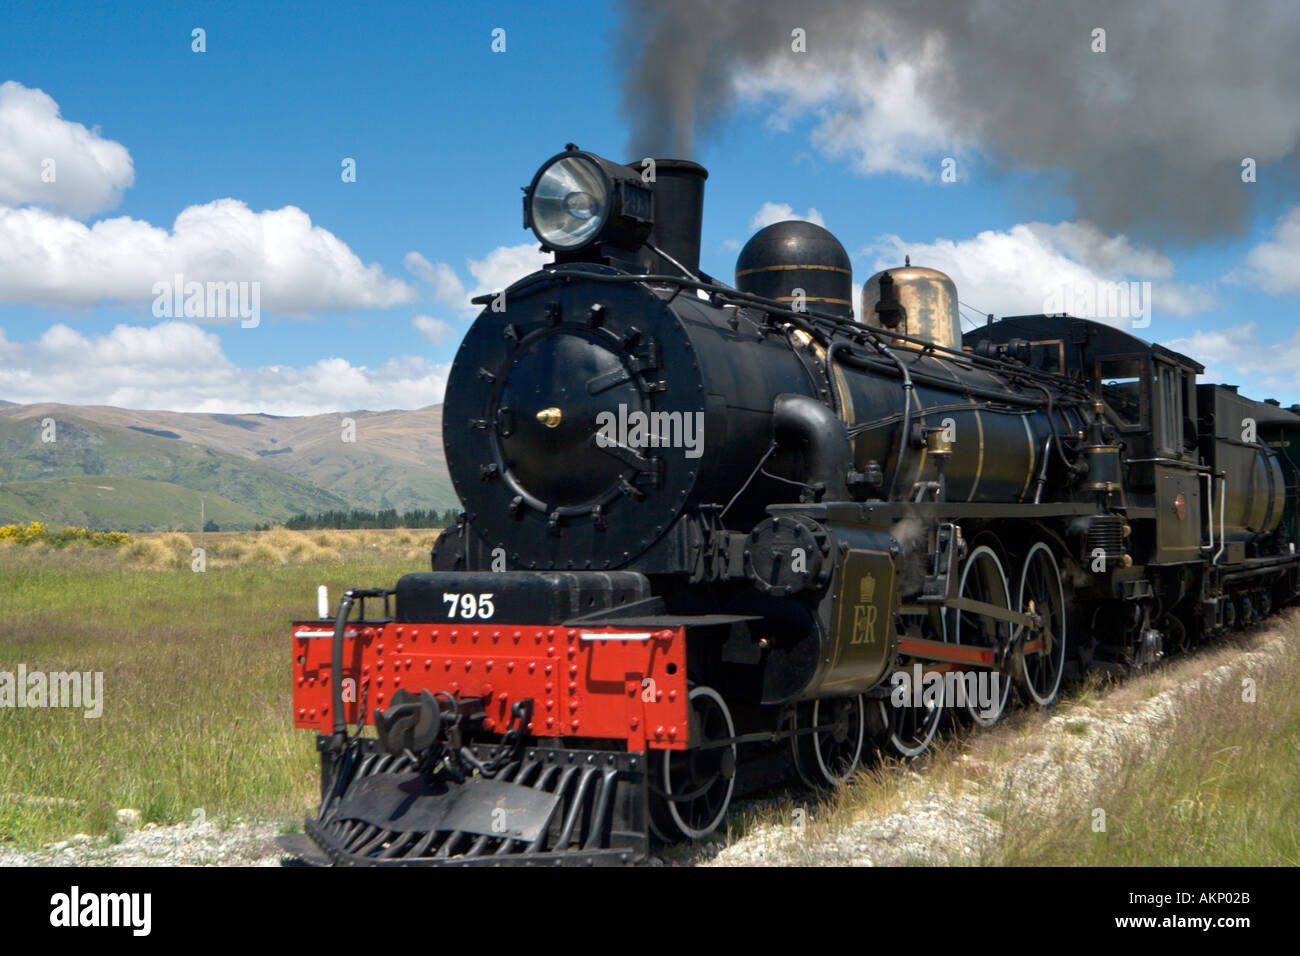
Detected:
left=619, top=0, right=1300, bottom=240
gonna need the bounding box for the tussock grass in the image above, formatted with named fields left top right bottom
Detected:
left=984, top=623, right=1300, bottom=866
left=719, top=618, right=1300, bottom=867
left=248, top=542, right=285, bottom=564
left=121, top=538, right=169, bottom=567
left=159, top=532, right=192, bottom=551
left=0, top=531, right=435, bottom=848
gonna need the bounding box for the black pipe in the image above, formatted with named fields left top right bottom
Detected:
left=772, top=393, right=853, bottom=502
left=329, top=588, right=388, bottom=744
left=1024, top=381, right=1085, bottom=474
left=834, top=348, right=1074, bottom=409
left=472, top=270, right=1092, bottom=395
left=329, top=592, right=355, bottom=739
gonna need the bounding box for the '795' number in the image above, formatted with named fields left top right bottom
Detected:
left=443, top=592, right=495, bottom=619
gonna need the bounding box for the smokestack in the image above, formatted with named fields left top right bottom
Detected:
left=636, top=159, right=707, bottom=276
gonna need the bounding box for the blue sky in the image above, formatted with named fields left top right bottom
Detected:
left=1, top=0, right=1299, bottom=412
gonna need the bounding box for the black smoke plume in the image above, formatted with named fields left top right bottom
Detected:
left=619, top=0, right=1300, bottom=241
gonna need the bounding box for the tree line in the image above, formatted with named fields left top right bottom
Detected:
left=255, top=508, right=459, bottom=531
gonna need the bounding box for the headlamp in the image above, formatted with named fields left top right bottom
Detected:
left=529, top=154, right=610, bottom=249
left=524, top=146, right=653, bottom=255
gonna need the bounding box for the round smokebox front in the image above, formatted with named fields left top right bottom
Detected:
left=442, top=268, right=707, bottom=569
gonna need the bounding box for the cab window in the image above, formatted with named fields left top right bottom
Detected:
left=1098, top=355, right=1145, bottom=426
left=1156, top=363, right=1184, bottom=454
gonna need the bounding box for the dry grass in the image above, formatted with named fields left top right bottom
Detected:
left=984, top=621, right=1300, bottom=865
left=121, top=526, right=442, bottom=572
left=709, top=616, right=1300, bottom=866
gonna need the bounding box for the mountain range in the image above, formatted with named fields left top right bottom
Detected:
left=0, top=402, right=455, bottom=531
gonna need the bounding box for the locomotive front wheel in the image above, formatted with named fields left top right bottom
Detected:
left=950, top=543, right=1013, bottom=726
left=1015, top=542, right=1067, bottom=706
left=791, top=695, right=866, bottom=788
left=648, top=685, right=737, bottom=842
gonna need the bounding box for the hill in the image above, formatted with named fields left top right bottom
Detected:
left=0, top=403, right=455, bottom=529
left=0, top=475, right=268, bottom=531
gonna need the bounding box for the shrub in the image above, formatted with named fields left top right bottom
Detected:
left=0, top=522, right=131, bottom=547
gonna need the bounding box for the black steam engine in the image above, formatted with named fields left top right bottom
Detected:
left=287, top=145, right=1300, bottom=865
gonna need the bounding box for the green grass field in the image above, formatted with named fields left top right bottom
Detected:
left=2, top=528, right=1297, bottom=864
left=0, top=530, right=433, bottom=848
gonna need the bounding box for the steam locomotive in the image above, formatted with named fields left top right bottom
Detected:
left=286, top=144, right=1300, bottom=865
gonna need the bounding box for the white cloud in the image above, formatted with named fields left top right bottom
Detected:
left=0, top=322, right=449, bottom=414
left=1165, top=321, right=1300, bottom=399
left=0, top=81, right=134, bottom=216
left=736, top=34, right=963, bottom=182
left=749, top=202, right=826, bottom=232
left=863, top=220, right=1216, bottom=326
left=0, top=200, right=414, bottom=313
left=411, top=314, right=456, bottom=345
left=1229, top=204, right=1300, bottom=296
left=403, top=252, right=467, bottom=306
left=406, top=243, right=552, bottom=315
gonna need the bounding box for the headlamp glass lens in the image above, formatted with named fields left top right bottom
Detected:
left=531, top=156, right=609, bottom=249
